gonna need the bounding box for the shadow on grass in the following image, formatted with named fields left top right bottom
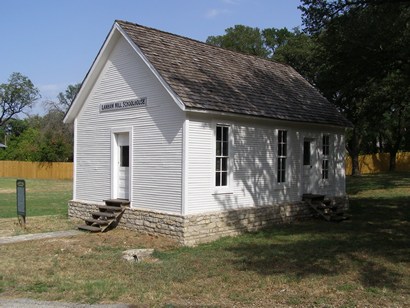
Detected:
left=346, top=172, right=410, bottom=195
left=224, top=194, right=410, bottom=291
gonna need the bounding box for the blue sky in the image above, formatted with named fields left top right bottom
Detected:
left=1, top=0, right=303, bottom=115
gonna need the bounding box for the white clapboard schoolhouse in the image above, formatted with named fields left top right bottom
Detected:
left=64, top=21, right=352, bottom=245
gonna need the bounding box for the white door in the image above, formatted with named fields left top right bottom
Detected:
left=302, top=139, right=318, bottom=194
left=115, top=133, right=130, bottom=200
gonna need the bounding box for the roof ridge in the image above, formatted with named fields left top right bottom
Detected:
left=115, top=19, right=291, bottom=71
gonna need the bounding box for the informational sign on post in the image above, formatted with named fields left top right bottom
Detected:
left=16, top=179, right=26, bottom=226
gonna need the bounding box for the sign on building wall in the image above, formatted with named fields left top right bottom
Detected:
left=99, top=97, right=147, bottom=113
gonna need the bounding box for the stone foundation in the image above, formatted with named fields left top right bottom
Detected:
left=69, top=196, right=348, bottom=246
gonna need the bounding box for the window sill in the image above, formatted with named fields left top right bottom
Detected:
left=212, top=188, right=233, bottom=195
left=319, top=180, right=331, bottom=187
left=274, top=182, right=291, bottom=190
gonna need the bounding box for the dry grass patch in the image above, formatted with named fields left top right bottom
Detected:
left=0, top=173, right=409, bottom=307
left=0, top=216, right=77, bottom=237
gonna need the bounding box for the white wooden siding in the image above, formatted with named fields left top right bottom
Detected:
left=75, top=35, right=184, bottom=214
left=186, top=113, right=346, bottom=214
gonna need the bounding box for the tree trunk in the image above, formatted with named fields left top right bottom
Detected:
left=347, top=128, right=361, bottom=176
left=389, top=151, right=397, bottom=171
left=351, top=154, right=361, bottom=176
left=388, top=110, right=403, bottom=172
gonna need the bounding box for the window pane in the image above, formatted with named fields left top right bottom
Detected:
left=216, top=126, right=222, bottom=141
left=281, top=169, right=286, bottom=183
left=282, top=144, right=287, bottom=157
left=120, top=146, right=129, bottom=167
left=221, top=172, right=227, bottom=186
left=216, top=158, right=221, bottom=171
left=222, top=157, right=227, bottom=171
left=303, top=141, right=310, bottom=165
left=222, top=142, right=229, bottom=156
left=216, top=141, right=221, bottom=156
left=322, top=159, right=329, bottom=179
left=216, top=172, right=221, bottom=186
left=223, top=126, right=229, bottom=142
left=323, top=135, right=329, bottom=156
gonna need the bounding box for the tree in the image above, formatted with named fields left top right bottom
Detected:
left=0, top=83, right=80, bottom=162
left=45, top=83, right=81, bottom=113
left=272, top=29, right=318, bottom=84
left=367, top=71, right=410, bottom=170
left=206, top=25, right=318, bottom=83
left=206, top=25, right=269, bottom=58
left=300, top=0, right=410, bottom=173
left=0, top=72, right=40, bottom=127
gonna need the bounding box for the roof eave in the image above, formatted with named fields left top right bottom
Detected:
left=185, top=107, right=353, bottom=129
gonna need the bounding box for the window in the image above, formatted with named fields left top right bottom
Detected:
left=120, top=146, right=129, bottom=167
left=277, top=130, right=287, bottom=183
left=322, top=135, right=329, bottom=179
left=216, top=125, right=229, bottom=187
left=303, top=141, right=311, bottom=166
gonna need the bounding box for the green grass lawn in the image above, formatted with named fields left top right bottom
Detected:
left=0, top=178, right=72, bottom=218
left=0, top=173, right=409, bottom=306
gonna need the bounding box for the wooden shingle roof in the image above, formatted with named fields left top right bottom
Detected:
left=117, top=20, right=351, bottom=127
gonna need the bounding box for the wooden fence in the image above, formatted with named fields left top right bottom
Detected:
left=345, top=152, right=410, bottom=175
left=0, top=152, right=409, bottom=180
left=0, top=161, right=73, bottom=180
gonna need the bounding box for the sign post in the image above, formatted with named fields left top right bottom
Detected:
left=16, top=179, right=26, bottom=227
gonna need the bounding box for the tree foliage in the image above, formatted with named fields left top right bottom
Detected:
left=0, top=83, right=79, bottom=162
left=206, top=24, right=316, bottom=83
left=0, top=72, right=40, bottom=127
left=45, top=82, right=81, bottom=113
left=300, top=0, right=410, bottom=173
left=206, top=25, right=269, bottom=58
left=206, top=3, right=409, bottom=173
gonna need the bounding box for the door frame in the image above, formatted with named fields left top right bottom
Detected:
left=301, top=136, right=319, bottom=195
left=111, top=127, right=133, bottom=203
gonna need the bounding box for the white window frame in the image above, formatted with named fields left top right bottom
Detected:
left=277, top=129, right=287, bottom=184
left=212, top=123, right=233, bottom=195
left=321, top=134, right=330, bottom=182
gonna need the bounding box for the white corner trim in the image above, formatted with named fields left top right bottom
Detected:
left=115, top=23, right=186, bottom=112
left=72, top=118, right=78, bottom=200
left=182, top=117, right=189, bottom=215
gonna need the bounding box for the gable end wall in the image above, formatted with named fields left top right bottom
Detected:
left=74, top=35, right=184, bottom=214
